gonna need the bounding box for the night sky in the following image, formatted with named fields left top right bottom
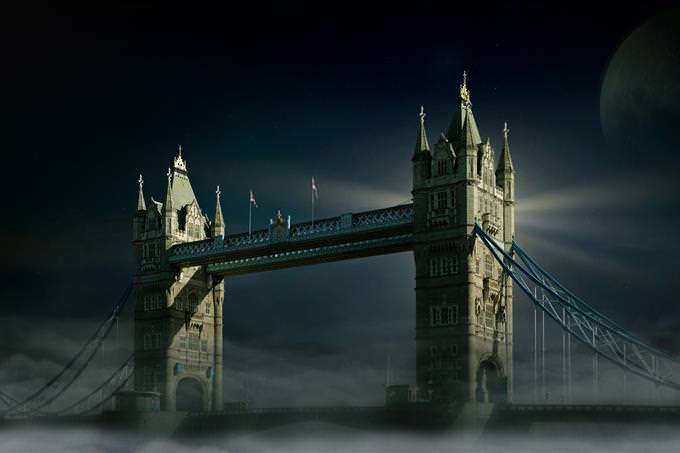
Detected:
left=1, top=2, right=679, bottom=406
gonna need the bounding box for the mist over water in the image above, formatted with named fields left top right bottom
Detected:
left=1, top=423, right=680, bottom=453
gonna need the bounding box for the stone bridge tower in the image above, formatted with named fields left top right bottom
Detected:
left=132, top=148, right=224, bottom=411
left=412, top=74, right=515, bottom=411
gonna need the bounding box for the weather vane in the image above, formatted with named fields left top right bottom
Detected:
left=216, top=185, right=221, bottom=197
left=138, top=174, right=144, bottom=190
left=167, top=167, right=172, bottom=183
left=419, top=105, right=425, bottom=121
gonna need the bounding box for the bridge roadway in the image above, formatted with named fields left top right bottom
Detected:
left=168, top=204, right=414, bottom=275
left=173, top=403, right=680, bottom=436
left=3, top=403, right=680, bottom=436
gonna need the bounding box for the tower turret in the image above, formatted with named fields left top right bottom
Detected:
left=163, top=168, right=176, bottom=237
left=212, top=185, right=225, bottom=237
left=496, top=122, right=515, bottom=246
left=412, top=74, right=514, bottom=413
left=412, top=106, right=432, bottom=189
left=133, top=174, right=147, bottom=241
left=137, top=174, right=146, bottom=211
left=496, top=122, right=514, bottom=197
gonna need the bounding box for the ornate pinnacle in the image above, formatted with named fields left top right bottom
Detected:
left=173, top=145, right=187, bottom=171
left=460, top=70, right=471, bottom=105
left=503, top=122, right=510, bottom=141
left=414, top=106, right=431, bottom=154
left=216, top=185, right=221, bottom=198
left=137, top=173, right=146, bottom=211
left=167, top=167, right=172, bottom=183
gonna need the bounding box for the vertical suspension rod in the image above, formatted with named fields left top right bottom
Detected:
left=533, top=306, right=538, bottom=403
left=541, top=309, right=546, bottom=402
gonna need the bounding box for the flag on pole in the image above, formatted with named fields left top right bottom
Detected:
left=311, top=176, right=319, bottom=201
left=249, top=190, right=258, bottom=208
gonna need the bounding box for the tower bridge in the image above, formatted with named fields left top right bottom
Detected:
left=128, top=73, right=515, bottom=412
left=2, top=75, right=680, bottom=432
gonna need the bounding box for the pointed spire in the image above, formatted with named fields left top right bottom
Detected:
left=164, top=167, right=174, bottom=212
left=497, top=122, right=514, bottom=174
left=414, top=106, right=431, bottom=154
left=461, top=114, right=478, bottom=151
left=137, top=174, right=146, bottom=211
left=447, top=71, right=482, bottom=148
left=460, top=70, right=470, bottom=105
left=212, top=185, right=225, bottom=237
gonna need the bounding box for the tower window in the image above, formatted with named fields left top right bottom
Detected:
left=143, top=294, right=163, bottom=311
left=430, top=303, right=458, bottom=327
left=430, top=344, right=458, bottom=370
left=143, top=365, right=163, bottom=392
left=429, top=256, right=459, bottom=277
left=143, top=327, right=162, bottom=350
left=436, top=191, right=447, bottom=210
left=189, top=333, right=200, bottom=351
left=485, top=255, right=494, bottom=278
left=188, top=293, right=199, bottom=313
left=437, top=160, right=448, bottom=176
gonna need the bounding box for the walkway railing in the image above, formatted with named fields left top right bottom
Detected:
left=169, top=203, right=414, bottom=264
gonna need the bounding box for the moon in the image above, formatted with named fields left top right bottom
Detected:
left=600, top=9, right=680, bottom=161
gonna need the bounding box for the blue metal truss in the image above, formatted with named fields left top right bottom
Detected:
left=474, top=223, right=680, bottom=391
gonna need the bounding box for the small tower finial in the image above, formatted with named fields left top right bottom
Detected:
left=459, top=70, right=470, bottom=105
left=136, top=173, right=146, bottom=211
left=212, top=184, right=225, bottom=237
left=167, top=167, right=172, bottom=183
left=173, top=145, right=187, bottom=171
left=413, top=106, right=431, bottom=155
left=503, top=121, right=509, bottom=140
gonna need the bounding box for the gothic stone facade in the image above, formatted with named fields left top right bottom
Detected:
left=412, top=78, right=515, bottom=406
left=132, top=151, right=225, bottom=411
left=130, top=75, right=515, bottom=412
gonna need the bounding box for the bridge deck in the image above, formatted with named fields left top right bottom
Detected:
left=168, top=204, right=415, bottom=274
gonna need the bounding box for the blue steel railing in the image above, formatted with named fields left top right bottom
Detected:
left=169, top=203, right=414, bottom=264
